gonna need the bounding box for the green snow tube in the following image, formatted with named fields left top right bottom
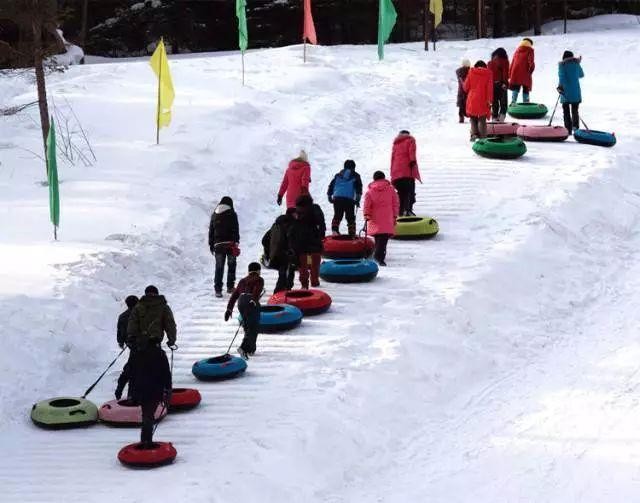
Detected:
left=507, top=102, right=548, bottom=119
left=31, top=397, right=99, bottom=429
left=393, top=216, right=439, bottom=240
left=472, top=137, right=527, bottom=160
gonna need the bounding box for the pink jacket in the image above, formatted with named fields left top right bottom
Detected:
left=278, top=159, right=311, bottom=209
left=363, top=179, right=400, bottom=236
left=390, top=134, right=422, bottom=183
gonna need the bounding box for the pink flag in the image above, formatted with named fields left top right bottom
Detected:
left=303, top=0, right=317, bottom=45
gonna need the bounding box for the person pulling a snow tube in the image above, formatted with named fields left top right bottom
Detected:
left=516, top=125, right=568, bottom=142
left=118, top=441, right=177, bottom=468
left=99, top=398, right=167, bottom=427
left=319, top=259, right=379, bottom=283
left=192, top=353, right=247, bottom=380
left=574, top=128, right=616, bottom=147
left=31, top=397, right=98, bottom=429
left=322, top=235, right=374, bottom=259
left=268, top=289, right=332, bottom=316
left=393, top=216, right=439, bottom=240
left=253, top=304, right=303, bottom=333
left=168, top=388, right=201, bottom=412
left=472, top=137, right=526, bottom=159
left=327, top=159, right=363, bottom=237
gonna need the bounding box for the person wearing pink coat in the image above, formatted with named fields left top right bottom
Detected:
left=390, top=130, right=422, bottom=217
left=277, top=150, right=311, bottom=209
left=363, top=171, right=400, bottom=267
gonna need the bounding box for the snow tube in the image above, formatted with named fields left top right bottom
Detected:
left=319, top=259, right=379, bottom=283
left=268, top=289, right=332, bottom=316
left=254, top=304, right=303, bottom=333
left=393, top=216, right=439, bottom=240
left=322, top=235, right=375, bottom=259
left=99, top=399, right=167, bottom=427
left=507, top=102, right=548, bottom=119
left=31, top=397, right=98, bottom=429
left=486, top=122, right=520, bottom=137
left=118, top=442, right=177, bottom=468
left=192, top=354, right=247, bottom=381
left=169, top=388, right=201, bottom=412
left=574, top=129, right=616, bottom=147
left=473, top=137, right=526, bottom=159
left=517, top=125, right=569, bottom=142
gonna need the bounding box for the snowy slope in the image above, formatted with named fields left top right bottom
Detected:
left=1, top=14, right=640, bottom=502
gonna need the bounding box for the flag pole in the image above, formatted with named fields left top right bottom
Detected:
left=156, top=39, right=162, bottom=145
left=432, top=12, right=437, bottom=51
left=241, top=51, right=245, bottom=86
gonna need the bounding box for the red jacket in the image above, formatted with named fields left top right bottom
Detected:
left=488, top=56, right=509, bottom=84
left=363, top=179, right=400, bottom=236
left=278, top=159, right=311, bottom=209
left=390, top=134, right=422, bottom=183
left=509, top=45, right=535, bottom=90
left=227, top=273, right=264, bottom=313
left=463, top=67, right=493, bottom=118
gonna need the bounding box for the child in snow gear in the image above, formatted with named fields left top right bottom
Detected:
left=268, top=208, right=297, bottom=293
left=464, top=61, right=494, bottom=141
left=287, top=194, right=326, bottom=289
left=456, top=59, right=471, bottom=123
left=127, top=285, right=177, bottom=352
left=390, top=130, right=422, bottom=217
left=363, top=171, right=400, bottom=267
left=488, top=48, right=509, bottom=121
left=261, top=228, right=272, bottom=268
left=117, top=295, right=139, bottom=349
left=225, top=263, right=264, bottom=358
left=509, top=38, right=535, bottom=104
left=208, top=196, right=240, bottom=297
left=558, top=51, right=584, bottom=134
left=277, top=150, right=311, bottom=209
left=327, top=159, right=363, bottom=237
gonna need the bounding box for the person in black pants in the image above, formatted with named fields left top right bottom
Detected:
left=558, top=51, right=584, bottom=134
left=208, top=196, right=240, bottom=297
left=327, top=160, right=363, bottom=237
left=267, top=208, right=297, bottom=293
left=116, top=295, right=138, bottom=349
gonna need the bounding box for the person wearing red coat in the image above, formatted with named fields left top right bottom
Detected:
left=363, top=171, right=400, bottom=267
left=487, top=47, right=510, bottom=121
left=390, top=130, right=422, bottom=217
left=509, top=38, right=535, bottom=104
left=277, top=150, right=311, bottom=209
left=463, top=61, right=493, bottom=141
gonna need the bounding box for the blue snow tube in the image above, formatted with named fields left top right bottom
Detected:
left=257, top=304, right=303, bottom=333
left=319, top=259, right=379, bottom=283
left=192, top=354, right=247, bottom=381
left=574, top=129, right=616, bottom=147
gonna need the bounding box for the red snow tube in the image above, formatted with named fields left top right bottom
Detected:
left=322, top=235, right=375, bottom=259
left=516, top=125, right=569, bottom=142
left=99, top=399, right=167, bottom=426
left=169, top=388, right=201, bottom=412
left=118, top=442, right=177, bottom=468
left=486, top=122, right=520, bottom=136
left=268, top=289, right=332, bottom=316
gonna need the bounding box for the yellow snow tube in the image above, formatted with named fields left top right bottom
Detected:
left=393, top=216, right=439, bottom=240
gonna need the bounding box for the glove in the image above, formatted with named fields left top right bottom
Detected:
left=557, top=86, right=564, bottom=94
left=163, top=389, right=172, bottom=404
left=328, top=196, right=333, bottom=204
left=166, top=341, right=177, bottom=350
left=501, top=83, right=508, bottom=90
left=355, top=200, right=360, bottom=208
left=277, top=195, right=283, bottom=206
left=224, top=310, right=232, bottom=322
left=118, top=343, right=124, bottom=349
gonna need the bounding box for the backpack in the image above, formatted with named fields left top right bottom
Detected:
left=332, top=170, right=356, bottom=200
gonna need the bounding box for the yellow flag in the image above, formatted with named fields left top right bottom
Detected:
left=430, top=0, right=443, bottom=27
left=149, top=39, right=175, bottom=129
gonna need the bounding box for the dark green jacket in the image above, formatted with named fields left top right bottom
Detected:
left=127, top=294, right=177, bottom=349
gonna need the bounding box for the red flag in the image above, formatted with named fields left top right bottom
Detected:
left=303, top=0, right=317, bottom=45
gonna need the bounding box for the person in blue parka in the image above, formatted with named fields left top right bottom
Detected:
left=557, top=50, right=584, bottom=134
left=327, top=160, right=363, bottom=238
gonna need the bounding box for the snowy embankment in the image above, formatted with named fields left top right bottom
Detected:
left=1, top=14, right=640, bottom=502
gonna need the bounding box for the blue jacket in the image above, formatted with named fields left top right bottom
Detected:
left=327, top=169, right=363, bottom=204
left=558, top=58, right=584, bottom=104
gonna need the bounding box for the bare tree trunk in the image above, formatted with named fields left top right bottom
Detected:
left=493, top=0, right=506, bottom=37
left=81, top=0, right=89, bottom=45
left=32, top=19, right=50, bottom=162
left=533, top=0, right=542, bottom=35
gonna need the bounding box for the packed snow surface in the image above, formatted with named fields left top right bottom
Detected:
left=1, top=14, right=640, bottom=503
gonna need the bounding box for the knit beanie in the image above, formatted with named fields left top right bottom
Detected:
left=297, top=150, right=308, bottom=162
left=461, top=58, right=471, bottom=68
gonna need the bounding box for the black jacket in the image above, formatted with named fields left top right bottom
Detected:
left=288, top=204, right=326, bottom=254
left=117, top=309, right=133, bottom=347
left=269, top=214, right=294, bottom=268
left=208, top=204, right=240, bottom=252
left=127, top=346, right=172, bottom=404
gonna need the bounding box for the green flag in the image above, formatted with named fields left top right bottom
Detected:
left=236, top=0, right=248, bottom=52
left=378, top=0, right=397, bottom=60
left=46, top=118, right=60, bottom=236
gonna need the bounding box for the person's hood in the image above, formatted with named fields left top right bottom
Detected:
left=275, top=214, right=291, bottom=225
left=339, top=168, right=354, bottom=179
left=215, top=204, right=233, bottom=214
left=468, top=66, right=492, bottom=79
left=559, top=57, right=580, bottom=65
left=368, top=179, right=392, bottom=191
left=514, top=44, right=534, bottom=56
left=140, top=295, right=167, bottom=307
left=289, top=159, right=309, bottom=170
left=393, top=133, right=413, bottom=146
left=520, top=39, right=533, bottom=48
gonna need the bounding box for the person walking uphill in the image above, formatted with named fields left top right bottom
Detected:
left=117, top=295, right=138, bottom=349
left=277, top=150, right=311, bottom=209
left=363, top=171, right=399, bottom=267
left=558, top=50, right=584, bottom=134
left=509, top=38, right=535, bottom=104
left=463, top=61, right=494, bottom=141
left=225, top=262, right=265, bottom=359
left=127, top=285, right=177, bottom=352
left=208, top=196, right=240, bottom=298
left=287, top=195, right=326, bottom=289
left=327, top=159, right=363, bottom=237
left=390, top=130, right=421, bottom=217
left=488, top=48, right=509, bottom=121
left=268, top=208, right=297, bottom=293
left=456, top=59, right=471, bottom=123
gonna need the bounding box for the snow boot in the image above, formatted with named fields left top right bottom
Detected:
left=237, top=347, right=249, bottom=360
left=215, top=291, right=223, bottom=298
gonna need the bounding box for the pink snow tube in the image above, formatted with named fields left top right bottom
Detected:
left=99, top=399, right=167, bottom=426
left=487, top=122, right=520, bottom=136
left=516, top=125, right=569, bottom=142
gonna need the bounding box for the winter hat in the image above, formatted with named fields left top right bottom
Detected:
left=145, top=285, right=159, bottom=295
left=125, top=295, right=139, bottom=309
left=399, top=129, right=410, bottom=135
left=297, top=150, right=308, bottom=162
left=373, top=171, right=385, bottom=181
left=474, top=60, right=487, bottom=68
left=248, top=262, right=261, bottom=273
left=562, top=50, right=574, bottom=60
left=344, top=159, right=356, bottom=170
left=219, top=196, right=233, bottom=208
left=520, top=38, right=533, bottom=47
left=461, top=58, right=471, bottom=68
